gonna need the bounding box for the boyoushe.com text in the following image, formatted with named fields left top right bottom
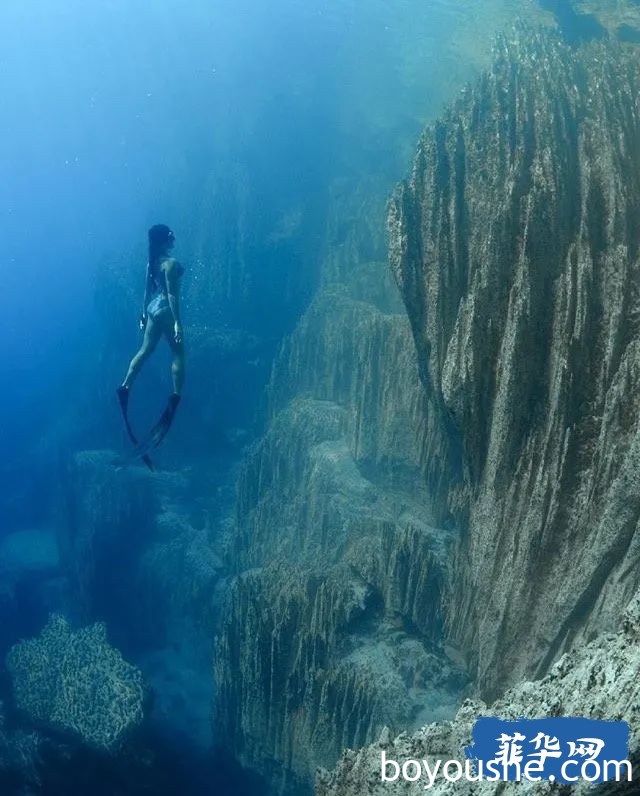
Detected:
left=380, top=752, right=633, bottom=788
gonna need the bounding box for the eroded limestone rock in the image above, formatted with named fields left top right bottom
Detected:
left=389, top=27, right=640, bottom=697
left=215, top=276, right=464, bottom=792
left=317, top=588, right=640, bottom=794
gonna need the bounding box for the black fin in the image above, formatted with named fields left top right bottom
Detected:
left=116, top=393, right=181, bottom=464
left=116, top=385, right=155, bottom=471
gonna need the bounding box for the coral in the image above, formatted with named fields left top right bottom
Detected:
left=6, top=614, right=146, bottom=752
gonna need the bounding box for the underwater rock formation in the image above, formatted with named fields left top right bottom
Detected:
left=214, top=248, right=466, bottom=793
left=0, top=702, right=40, bottom=786
left=316, top=587, right=640, bottom=794
left=58, top=450, right=222, bottom=647
left=55, top=449, right=226, bottom=754
left=57, top=450, right=161, bottom=624
left=6, top=614, right=145, bottom=752
left=0, top=528, right=59, bottom=581
left=218, top=26, right=640, bottom=793
left=388, top=28, right=640, bottom=697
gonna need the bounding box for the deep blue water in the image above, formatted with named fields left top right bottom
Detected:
left=2, top=1, right=639, bottom=793
left=538, top=0, right=606, bottom=42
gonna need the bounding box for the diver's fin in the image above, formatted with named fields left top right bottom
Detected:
left=116, top=393, right=181, bottom=464
left=116, top=385, right=155, bottom=471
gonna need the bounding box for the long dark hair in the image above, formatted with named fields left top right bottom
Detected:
left=147, top=224, right=174, bottom=291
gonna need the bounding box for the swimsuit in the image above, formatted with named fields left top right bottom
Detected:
left=146, top=259, right=184, bottom=320
left=147, top=292, right=169, bottom=320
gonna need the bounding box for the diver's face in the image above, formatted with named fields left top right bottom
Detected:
left=166, top=233, right=175, bottom=251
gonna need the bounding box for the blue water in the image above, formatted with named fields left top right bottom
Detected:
left=538, top=0, right=606, bottom=42
left=1, top=1, right=638, bottom=793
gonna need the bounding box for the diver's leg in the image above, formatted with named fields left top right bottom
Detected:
left=163, top=318, right=185, bottom=395
left=119, top=315, right=183, bottom=457
left=122, top=315, right=162, bottom=389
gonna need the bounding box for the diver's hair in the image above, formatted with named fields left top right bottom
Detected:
left=147, top=224, right=174, bottom=291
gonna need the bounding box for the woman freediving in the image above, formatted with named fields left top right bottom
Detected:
left=116, top=224, right=184, bottom=461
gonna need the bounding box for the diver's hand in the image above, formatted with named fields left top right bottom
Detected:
left=139, top=314, right=147, bottom=332
left=174, top=321, right=183, bottom=344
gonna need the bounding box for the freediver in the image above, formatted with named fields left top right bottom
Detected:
left=116, top=224, right=184, bottom=460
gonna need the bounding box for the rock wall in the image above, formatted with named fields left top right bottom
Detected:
left=57, top=451, right=222, bottom=650
left=0, top=702, right=40, bottom=788
left=388, top=28, right=640, bottom=698
left=213, top=238, right=466, bottom=792
left=316, top=587, right=640, bottom=795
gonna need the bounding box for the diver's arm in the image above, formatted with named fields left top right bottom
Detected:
left=164, top=260, right=183, bottom=343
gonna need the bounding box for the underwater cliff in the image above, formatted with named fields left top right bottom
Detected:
left=389, top=27, right=640, bottom=698
left=215, top=24, right=640, bottom=795
left=320, top=24, right=640, bottom=795
left=4, top=3, right=640, bottom=795
left=213, top=204, right=465, bottom=793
